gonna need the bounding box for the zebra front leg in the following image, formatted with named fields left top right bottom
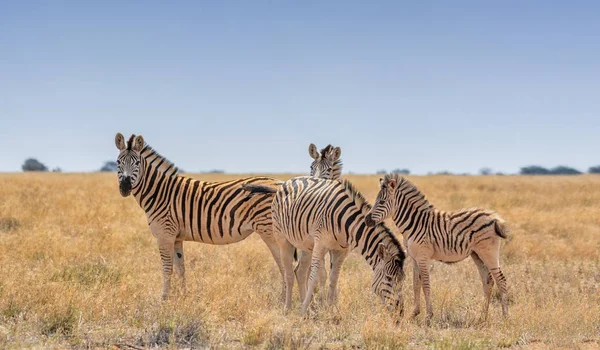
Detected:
left=471, top=252, right=493, bottom=320
left=156, top=233, right=176, bottom=301
left=295, top=250, right=312, bottom=303
left=301, top=244, right=327, bottom=315
left=411, top=258, right=422, bottom=318
left=417, top=258, right=433, bottom=325
left=327, top=249, right=349, bottom=305
left=174, top=240, right=186, bottom=296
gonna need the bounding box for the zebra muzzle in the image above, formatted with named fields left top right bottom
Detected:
left=119, top=177, right=132, bottom=197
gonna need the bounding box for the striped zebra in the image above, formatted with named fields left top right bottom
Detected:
left=114, top=133, right=285, bottom=300
left=365, top=174, right=509, bottom=323
left=301, top=144, right=343, bottom=293
left=243, top=176, right=406, bottom=315
left=308, top=143, right=342, bottom=180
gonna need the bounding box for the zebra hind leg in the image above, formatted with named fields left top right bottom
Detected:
left=257, top=232, right=286, bottom=301
left=471, top=252, right=493, bottom=320
left=295, top=250, right=312, bottom=303
left=301, top=243, right=327, bottom=315
left=411, top=258, right=422, bottom=318
left=476, top=241, right=508, bottom=318
left=278, top=239, right=297, bottom=312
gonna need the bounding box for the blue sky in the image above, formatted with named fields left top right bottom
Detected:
left=1, top=1, right=599, bottom=174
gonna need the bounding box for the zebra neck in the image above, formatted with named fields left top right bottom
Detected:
left=352, top=224, right=402, bottom=270
left=332, top=160, right=343, bottom=180
left=392, top=193, right=435, bottom=238
left=132, top=151, right=179, bottom=213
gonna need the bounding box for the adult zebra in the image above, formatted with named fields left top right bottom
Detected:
left=365, top=174, right=509, bottom=323
left=114, top=133, right=284, bottom=300
left=243, top=176, right=406, bottom=315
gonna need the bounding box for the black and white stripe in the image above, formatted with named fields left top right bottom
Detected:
left=366, top=173, right=509, bottom=322
left=246, top=176, right=406, bottom=315
left=115, top=133, right=285, bottom=300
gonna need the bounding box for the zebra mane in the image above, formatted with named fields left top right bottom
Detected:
left=341, top=179, right=405, bottom=260
left=385, top=173, right=433, bottom=210
left=141, top=144, right=179, bottom=177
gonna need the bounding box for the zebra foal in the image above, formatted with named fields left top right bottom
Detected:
left=365, top=174, right=509, bottom=323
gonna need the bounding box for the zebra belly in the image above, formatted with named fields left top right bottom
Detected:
left=431, top=249, right=471, bottom=263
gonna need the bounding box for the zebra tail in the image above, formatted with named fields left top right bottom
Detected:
left=241, top=184, right=278, bottom=195
left=494, top=220, right=509, bottom=239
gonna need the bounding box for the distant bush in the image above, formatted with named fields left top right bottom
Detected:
left=100, top=161, right=117, bottom=172
left=391, top=168, right=410, bottom=175
left=376, top=169, right=387, bottom=174
left=589, top=166, right=600, bottom=174
left=205, top=169, right=225, bottom=174
left=520, top=165, right=550, bottom=175
left=549, top=166, right=581, bottom=175
left=479, top=167, right=492, bottom=176
left=22, top=158, right=48, bottom=172
left=520, top=165, right=582, bottom=175
left=52, top=167, right=62, bottom=173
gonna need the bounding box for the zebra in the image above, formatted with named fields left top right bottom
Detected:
left=365, top=173, right=509, bottom=323
left=308, top=143, right=342, bottom=180
left=301, top=143, right=343, bottom=296
left=114, top=133, right=285, bottom=300
left=243, top=176, right=406, bottom=315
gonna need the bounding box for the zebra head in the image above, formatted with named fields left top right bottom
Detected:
left=114, top=133, right=145, bottom=197
left=365, top=175, right=399, bottom=227
left=308, top=143, right=342, bottom=180
left=372, top=243, right=405, bottom=316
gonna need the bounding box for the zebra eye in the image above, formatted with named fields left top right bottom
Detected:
left=379, top=200, right=385, bottom=205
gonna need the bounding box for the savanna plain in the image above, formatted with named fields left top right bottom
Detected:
left=0, top=173, right=599, bottom=349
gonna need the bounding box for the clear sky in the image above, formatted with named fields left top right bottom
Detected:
left=1, top=1, right=599, bottom=174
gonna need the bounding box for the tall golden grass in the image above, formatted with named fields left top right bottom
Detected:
left=0, top=173, right=598, bottom=348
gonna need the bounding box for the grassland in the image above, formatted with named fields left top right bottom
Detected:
left=0, top=173, right=598, bottom=349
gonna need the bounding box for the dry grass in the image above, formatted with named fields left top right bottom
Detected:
left=0, top=173, right=599, bottom=349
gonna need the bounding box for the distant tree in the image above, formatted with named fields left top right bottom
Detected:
left=479, top=167, right=492, bottom=176
left=206, top=169, right=225, bottom=174
left=520, top=165, right=550, bottom=175
left=549, top=166, right=581, bottom=175
left=100, top=161, right=118, bottom=172
left=588, top=166, right=600, bottom=174
left=22, top=158, right=48, bottom=172
left=376, top=169, right=387, bottom=174
left=435, top=171, right=453, bottom=175
left=52, top=167, right=62, bottom=173
left=391, top=168, right=410, bottom=175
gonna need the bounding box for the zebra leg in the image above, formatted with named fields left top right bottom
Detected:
left=258, top=233, right=286, bottom=300
left=301, top=243, right=327, bottom=315
left=155, top=232, right=176, bottom=301
left=278, top=239, right=296, bottom=312
left=471, top=252, right=493, bottom=320
left=295, top=250, right=312, bottom=303
left=327, top=249, right=349, bottom=305
left=417, top=258, right=433, bottom=325
left=316, top=251, right=329, bottom=305
left=174, top=240, right=186, bottom=296
left=477, top=245, right=508, bottom=317
left=411, top=258, right=422, bottom=318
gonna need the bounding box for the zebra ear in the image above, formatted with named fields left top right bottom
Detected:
left=132, top=135, right=145, bottom=152
left=377, top=243, right=388, bottom=260
left=388, top=179, right=397, bottom=190
left=327, top=146, right=342, bottom=162
left=309, top=144, right=319, bottom=159
left=115, top=133, right=126, bottom=151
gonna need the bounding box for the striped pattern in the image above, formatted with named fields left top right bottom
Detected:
left=115, top=133, right=284, bottom=300
left=366, top=173, right=509, bottom=322
left=308, top=143, right=342, bottom=181
left=251, top=176, right=406, bottom=315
